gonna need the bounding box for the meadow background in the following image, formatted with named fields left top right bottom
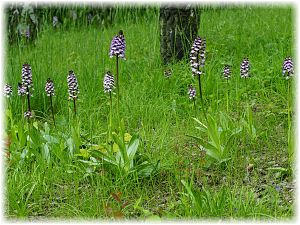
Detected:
left=3, top=3, right=295, bottom=220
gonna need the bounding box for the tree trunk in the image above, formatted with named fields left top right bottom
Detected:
left=160, top=5, right=199, bottom=65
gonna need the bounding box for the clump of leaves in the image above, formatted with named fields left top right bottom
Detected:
left=187, top=112, right=241, bottom=165
left=79, top=119, right=160, bottom=177
left=180, top=179, right=235, bottom=217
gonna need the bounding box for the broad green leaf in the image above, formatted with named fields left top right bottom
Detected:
left=205, top=142, right=222, bottom=161
left=44, top=122, right=50, bottom=134
left=224, top=128, right=241, bottom=153
left=33, top=121, right=39, bottom=130
left=91, top=150, right=118, bottom=166
left=128, top=134, right=139, bottom=161
left=112, top=133, right=125, bottom=151
left=43, top=134, right=59, bottom=144
left=27, top=134, right=34, bottom=145
left=42, top=143, right=50, bottom=163
left=77, top=159, right=100, bottom=166
left=66, top=138, right=75, bottom=155
left=206, top=115, right=221, bottom=150
left=186, top=134, right=221, bottom=161
left=115, top=150, right=124, bottom=167
left=219, top=112, right=228, bottom=130
left=136, top=160, right=160, bottom=177
left=112, top=133, right=128, bottom=163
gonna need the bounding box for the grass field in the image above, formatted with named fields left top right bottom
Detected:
left=3, top=5, right=295, bottom=220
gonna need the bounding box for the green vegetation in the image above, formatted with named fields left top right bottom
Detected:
left=4, top=5, right=294, bottom=220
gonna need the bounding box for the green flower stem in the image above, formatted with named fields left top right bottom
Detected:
left=26, top=87, right=31, bottom=112
left=73, top=98, right=77, bottom=116
left=196, top=53, right=207, bottom=122
left=245, top=77, right=248, bottom=99
left=235, top=77, right=239, bottom=117
left=21, top=96, right=25, bottom=118
left=226, top=79, right=229, bottom=112
left=193, top=98, right=197, bottom=118
left=50, top=95, right=56, bottom=127
left=109, top=91, right=113, bottom=152
left=116, top=56, right=119, bottom=93
left=116, top=56, right=120, bottom=120
left=8, top=98, right=14, bottom=130
left=197, top=74, right=207, bottom=121
left=26, top=87, right=31, bottom=124
left=287, top=79, right=291, bottom=162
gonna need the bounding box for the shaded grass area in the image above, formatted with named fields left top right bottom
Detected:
left=4, top=6, right=294, bottom=220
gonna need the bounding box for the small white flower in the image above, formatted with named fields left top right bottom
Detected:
left=282, top=57, right=294, bottom=78
left=45, top=78, right=55, bottom=96
left=103, top=71, right=115, bottom=93
left=188, top=85, right=196, bottom=99
left=4, top=84, right=13, bottom=98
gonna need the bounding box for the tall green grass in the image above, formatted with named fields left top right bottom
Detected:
left=4, top=5, right=294, bottom=220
